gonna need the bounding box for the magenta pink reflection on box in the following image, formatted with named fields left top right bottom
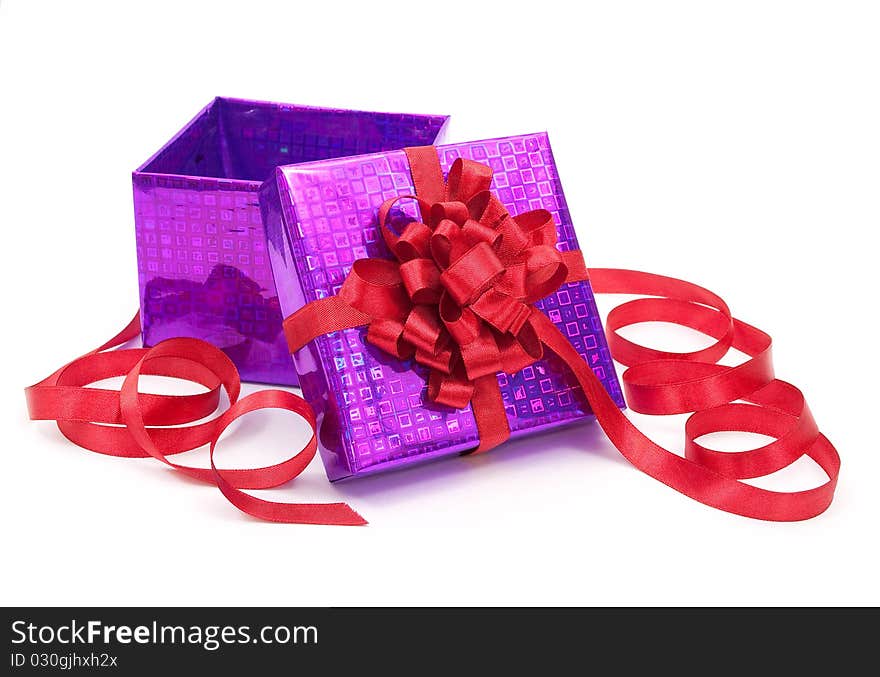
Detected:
left=261, top=133, right=625, bottom=480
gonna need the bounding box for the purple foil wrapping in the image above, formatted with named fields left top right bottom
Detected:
left=133, top=97, right=448, bottom=385
left=261, top=133, right=625, bottom=480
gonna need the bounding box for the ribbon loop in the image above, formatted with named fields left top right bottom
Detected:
left=428, top=370, right=474, bottom=409
left=515, top=209, right=558, bottom=246
left=400, top=258, right=442, bottom=304
left=402, top=305, right=446, bottom=355
left=470, top=192, right=509, bottom=229
left=446, top=158, right=493, bottom=201
left=339, top=258, right=410, bottom=321
left=430, top=201, right=470, bottom=226
left=393, top=220, right=432, bottom=261
left=440, top=242, right=506, bottom=305
left=366, top=319, right=413, bottom=359
left=440, top=294, right=482, bottom=346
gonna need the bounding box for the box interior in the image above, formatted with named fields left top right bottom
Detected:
left=138, top=97, right=447, bottom=182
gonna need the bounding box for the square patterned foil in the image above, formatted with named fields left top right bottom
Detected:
left=261, top=133, right=625, bottom=480
left=132, top=97, right=448, bottom=384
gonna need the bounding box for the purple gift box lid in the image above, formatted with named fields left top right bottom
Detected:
left=132, top=97, right=448, bottom=385
left=260, top=133, right=625, bottom=481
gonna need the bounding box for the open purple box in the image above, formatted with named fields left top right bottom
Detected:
left=260, top=132, right=625, bottom=480
left=132, top=97, right=448, bottom=384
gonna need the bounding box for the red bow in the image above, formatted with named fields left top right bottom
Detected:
left=335, top=155, right=566, bottom=410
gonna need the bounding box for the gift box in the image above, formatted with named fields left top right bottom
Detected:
left=260, top=133, right=625, bottom=480
left=132, top=97, right=448, bottom=385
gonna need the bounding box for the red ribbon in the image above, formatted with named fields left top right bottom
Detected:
left=25, top=146, right=840, bottom=523
left=25, top=315, right=365, bottom=525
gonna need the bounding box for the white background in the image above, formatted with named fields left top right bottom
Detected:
left=1, top=0, right=878, bottom=606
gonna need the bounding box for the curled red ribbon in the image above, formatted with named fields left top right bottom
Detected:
left=25, top=146, right=840, bottom=523
left=25, top=315, right=366, bottom=525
